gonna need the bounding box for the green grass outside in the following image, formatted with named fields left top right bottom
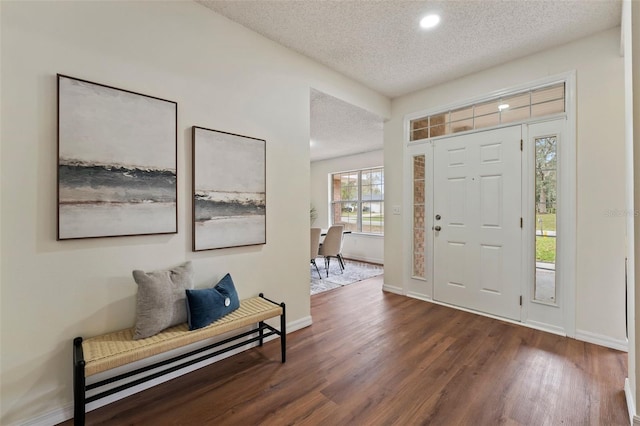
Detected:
left=535, top=213, right=556, bottom=262
left=535, top=213, right=556, bottom=232
left=536, top=236, right=556, bottom=263
left=340, top=215, right=384, bottom=224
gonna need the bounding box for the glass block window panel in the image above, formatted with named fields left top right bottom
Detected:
left=413, top=228, right=425, bottom=277
left=413, top=179, right=425, bottom=204
left=534, top=135, right=558, bottom=304
left=414, top=205, right=425, bottom=229
left=331, top=167, right=384, bottom=235
left=414, top=156, right=425, bottom=180
left=407, top=82, right=565, bottom=142
left=413, top=155, right=426, bottom=278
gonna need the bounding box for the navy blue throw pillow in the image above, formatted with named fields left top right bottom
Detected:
left=185, top=273, right=240, bottom=330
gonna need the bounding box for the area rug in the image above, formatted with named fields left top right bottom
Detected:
left=310, top=259, right=383, bottom=295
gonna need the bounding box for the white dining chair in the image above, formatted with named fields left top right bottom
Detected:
left=318, top=224, right=345, bottom=277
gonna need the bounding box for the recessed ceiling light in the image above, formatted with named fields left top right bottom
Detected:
left=420, top=14, right=440, bottom=29
left=498, top=104, right=510, bottom=111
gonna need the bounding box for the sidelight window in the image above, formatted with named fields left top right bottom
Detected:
left=534, top=135, right=557, bottom=303
left=413, top=155, right=426, bottom=278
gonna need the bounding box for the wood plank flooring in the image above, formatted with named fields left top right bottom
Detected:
left=62, top=276, right=629, bottom=425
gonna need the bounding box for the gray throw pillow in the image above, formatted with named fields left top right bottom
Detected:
left=132, top=261, right=194, bottom=340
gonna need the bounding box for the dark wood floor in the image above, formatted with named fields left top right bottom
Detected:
left=63, top=276, right=629, bottom=425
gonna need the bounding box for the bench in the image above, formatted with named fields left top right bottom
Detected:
left=73, top=294, right=285, bottom=425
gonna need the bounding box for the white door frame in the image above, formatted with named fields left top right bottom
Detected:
left=521, top=118, right=572, bottom=335
left=402, top=71, right=576, bottom=337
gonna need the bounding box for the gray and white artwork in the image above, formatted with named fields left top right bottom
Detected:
left=57, top=75, right=177, bottom=239
left=192, top=127, right=266, bottom=251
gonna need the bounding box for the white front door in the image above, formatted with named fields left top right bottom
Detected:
left=433, top=125, right=522, bottom=320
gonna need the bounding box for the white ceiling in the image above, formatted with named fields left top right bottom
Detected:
left=310, top=89, right=384, bottom=162
left=197, top=0, right=622, bottom=160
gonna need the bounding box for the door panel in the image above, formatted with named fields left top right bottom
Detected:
left=433, top=125, right=522, bottom=320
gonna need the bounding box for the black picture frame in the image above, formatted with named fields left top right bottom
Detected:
left=192, top=126, right=266, bottom=251
left=57, top=74, right=178, bottom=240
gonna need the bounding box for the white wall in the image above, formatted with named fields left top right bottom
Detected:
left=310, top=150, right=384, bottom=264
left=630, top=0, right=640, bottom=420
left=384, top=28, right=627, bottom=346
left=0, top=1, right=390, bottom=424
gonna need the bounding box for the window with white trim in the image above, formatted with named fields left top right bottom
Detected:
left=409, top=83, right=565, bottom=141
left=331, top=167, right=384, bottom=235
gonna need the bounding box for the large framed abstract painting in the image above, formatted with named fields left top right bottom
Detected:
left=57, top=74, right=177, bottom=240
left=192, top=126, right=266, bottom=251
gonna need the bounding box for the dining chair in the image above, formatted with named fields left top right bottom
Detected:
left=318, top=224, right=345, bottom=277
left=310, top=227, right=322, bottom=279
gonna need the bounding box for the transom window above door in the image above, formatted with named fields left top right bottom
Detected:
left=409, top=82, right=565, bottom=141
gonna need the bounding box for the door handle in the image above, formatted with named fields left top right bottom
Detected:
left=434, top=226, right=442, bottom=231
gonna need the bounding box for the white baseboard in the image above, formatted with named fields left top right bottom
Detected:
left=625, top=378, right=640, bottom=425
left=405, top=291, right=431, bottom=302
left=524, top=319, right=566, bottom=336
left=286, top=315, right=313, bottom=332
left=574, top=329, right=628, bottom=352
left=403, top=292, right=624, bottom=350
left=382, top=283, right=403, bottom=294
left=15, top=407, right=71, bottom=426
left=407, top=295, right=569, bottom=338
left=342, top=254, right=383, bottom=265
left=16, top=316, right=312, bottom=426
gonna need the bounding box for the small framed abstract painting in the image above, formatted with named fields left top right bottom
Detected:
left=192, top=126, right=266, bottom=251
left=57, top=74, right=177, bottom=240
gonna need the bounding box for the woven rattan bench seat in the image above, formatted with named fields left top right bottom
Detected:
left=82, top=296, right=283, bottom=376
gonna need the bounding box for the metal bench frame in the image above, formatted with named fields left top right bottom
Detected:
left=73, top=294, right=285, bottom=425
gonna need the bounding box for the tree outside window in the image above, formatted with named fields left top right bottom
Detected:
left=535, top=136, right=557, bottom=264
left=331, top=168, right=384, bottom=235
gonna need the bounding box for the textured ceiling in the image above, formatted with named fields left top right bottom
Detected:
left=196, top=0, right=622, bottom=160
left=198, top=0, right=621, bottom=98
left=310, top=89, right=384, bottom=162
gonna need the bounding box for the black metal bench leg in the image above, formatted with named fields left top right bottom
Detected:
left=258, top=321, right=264, bottom=346
left=73, top=337, right=86, bottom=426
left=280, top=302, right=286, bottom=363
